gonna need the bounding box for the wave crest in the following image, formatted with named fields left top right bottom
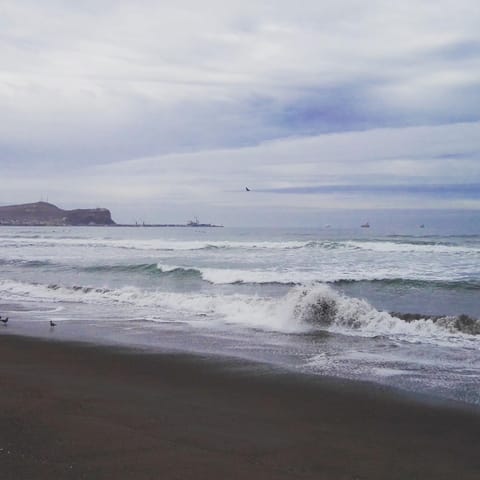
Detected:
left=287, top=284, right=480, bottom=339
left=1, top=279, right=478, bottom=343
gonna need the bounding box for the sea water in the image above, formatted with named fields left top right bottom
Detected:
left=1, top=211, right=479, bottom=404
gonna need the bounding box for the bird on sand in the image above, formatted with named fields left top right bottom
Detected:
left=49, top=320, right=57, bottom=327
left=245, top=187, right=251, bottom=191
left=1, top=317, right=8, bottom=325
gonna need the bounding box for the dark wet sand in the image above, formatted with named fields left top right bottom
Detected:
left=1, top=335, right=479, bottom=479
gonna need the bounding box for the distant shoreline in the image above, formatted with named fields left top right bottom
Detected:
left=0, top=201, right=223, bottom=227
left=0, top=223, right=224, bottom=228
left=116, top=223, right=224, bottom=228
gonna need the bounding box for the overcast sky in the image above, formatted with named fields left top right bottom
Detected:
left=1, top=1, right=479, bottom=224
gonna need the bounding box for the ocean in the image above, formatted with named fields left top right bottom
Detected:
left=1, top=211, right=479, bottom=405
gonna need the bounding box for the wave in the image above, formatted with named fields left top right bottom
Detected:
left=157, top=264, right=303, bottom=285
left=289, top=286, right=480, bottom=338
left=0, top=236, right=318, bottom=251
left=391, top=312, right=480, bottom=335
left=0, top=258, right=53, bottom=268
left=84, top=263, right=202, bottom=281
left=333, top=278, right=480, bottom=291
left=386, top=234, right=480, bottom=240
left=3, top=254, right=479, bottom=291
left=0, top=279, right=478, bottom=343
left=82, top=262, right=313, bottom=285
left=8, top=256, right=478, bottom=290
left=2, top=233, right=480, bottom=256
left=153, top=265, right=480, bottom=291
left=344, top=240, right=480, bottom=254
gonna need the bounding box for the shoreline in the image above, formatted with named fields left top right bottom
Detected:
left=1, top=334, right=480, bottom=479
left=2, top=325, right=480, bottom=413
left=4, top=320, right=480, bottom=412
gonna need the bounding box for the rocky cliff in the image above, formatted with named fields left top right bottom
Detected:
left=0, top=202, right=115, bottom=226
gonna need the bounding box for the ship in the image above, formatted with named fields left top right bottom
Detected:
left=361, top=222, right=370, bottom=228
left=123, top=216, right=223, bottom=227
left=187, top=216, right=200, bottom=226
left=187, top=217, right=223, bottom=228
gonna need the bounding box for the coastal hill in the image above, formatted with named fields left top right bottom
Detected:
left=0, top=201, right=115, bottom=226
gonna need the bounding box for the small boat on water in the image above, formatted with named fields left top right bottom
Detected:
left=361, top=222, right=370, bottom=228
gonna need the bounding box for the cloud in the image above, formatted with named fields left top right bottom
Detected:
left=0, top=1, right=479, bottom=222
left=262, top=184, right=480, bottom=199
left=1, top=121, right=479, bottom=224
left=1, top=1, right=480, bottom=165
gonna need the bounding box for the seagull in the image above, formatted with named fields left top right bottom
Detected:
left=49, top=320, right=57, bottom=327
left=1, top=317, right=8, bottom=325
left=245, top=187, right=251, bottom=191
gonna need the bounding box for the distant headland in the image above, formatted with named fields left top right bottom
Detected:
left=0, top=202, right=223, bottom=227
left=0, top=202, right=115, bottom=226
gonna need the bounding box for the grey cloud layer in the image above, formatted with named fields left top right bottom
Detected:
left=1, top=122, right=479, bottom=223
left=0, top=1, right=479, bottom=220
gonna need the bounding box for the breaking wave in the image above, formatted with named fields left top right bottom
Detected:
left=4, top=233, right=478, bottom=255
left=86, top=263, right=202, bottom=279
left=333, top=278, right=480, bottom=291
left=345, top=240, right=480, bottom=254
left=0, top=236, right=321, bottom=251
left=288, top=285, right=480, bottom=338
left=3, top=256, right=480, bottom=291
left=106, top=263, right=480, bottom=290
left=0, top=279, right=478, bottom=343
left=0, top=258, right=53, bottom=268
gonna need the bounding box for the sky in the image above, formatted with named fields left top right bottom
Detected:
left=1, top=0, right=479, bottom=225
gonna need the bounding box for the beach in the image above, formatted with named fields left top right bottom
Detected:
left=1, top=334, right=479, bottom=480
left=1, top=225, right=480, bottom=405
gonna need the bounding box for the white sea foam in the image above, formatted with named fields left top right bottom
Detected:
left=282, top=284, right=480, bottom=345
left=346, top=240, right=480, bottom=254
left=155, top=263, right=476, bottom=286
left=2, top=232, right=480, bottom=258
left=156, top=263, right=400, bottom=285
left=157, top=263, right=313, bottom=284
left=1, top=279, right=478, bottom=345
left=0, top=235, right=313, bottom=252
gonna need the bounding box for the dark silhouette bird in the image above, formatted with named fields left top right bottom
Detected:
left=1, top=317, right=8, bottom=325
left=49, top=320, right=57, bottom=327
left=245, top=187, right=251, bottom=191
